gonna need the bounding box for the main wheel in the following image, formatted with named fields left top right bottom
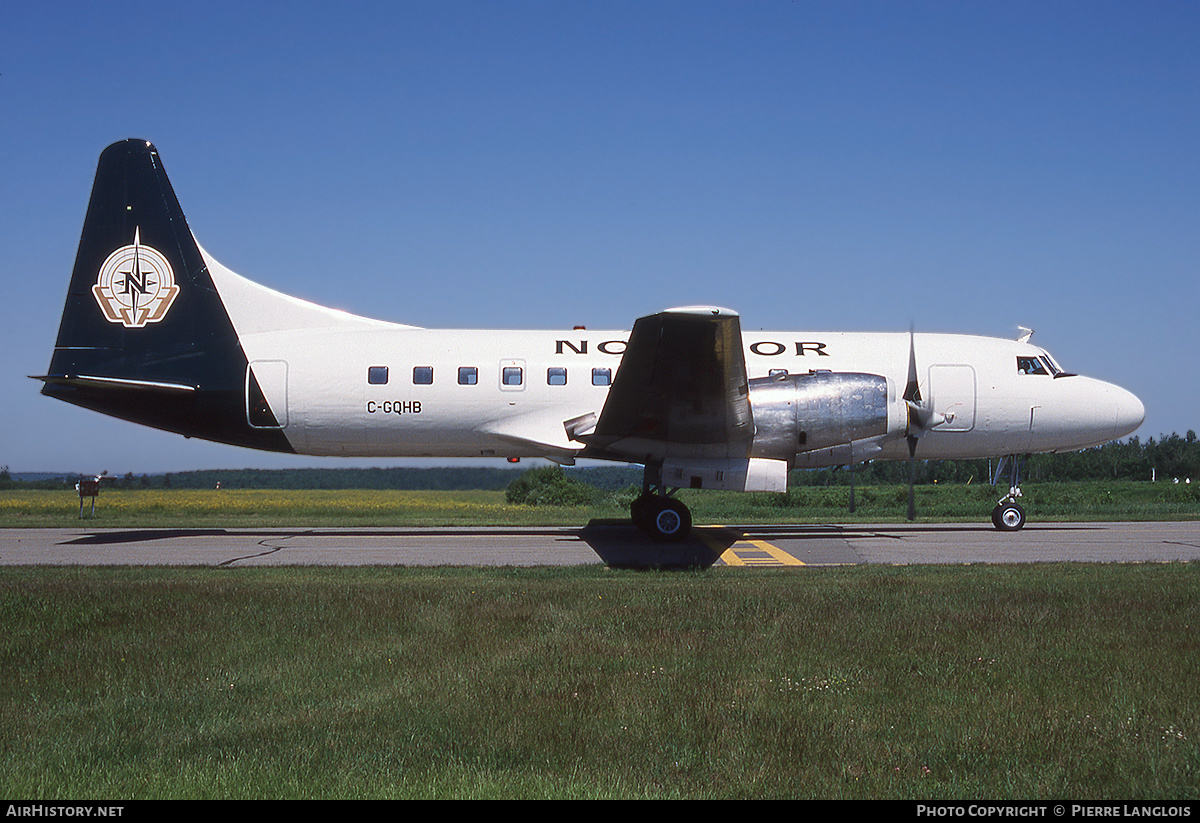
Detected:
left=644, top=497, right=692, bottom=543
left=991, top=502, right=1026, bottom=531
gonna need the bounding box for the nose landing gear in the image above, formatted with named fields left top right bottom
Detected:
left=992, top=497, right=1026, bottom=531
left=991, top=455, right=1027, bottom=531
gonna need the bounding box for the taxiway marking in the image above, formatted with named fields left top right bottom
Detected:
left=697, top=531, right=805, bottom=566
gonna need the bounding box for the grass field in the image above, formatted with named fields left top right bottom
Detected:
left=1, top=564, right=1198, bottom=799
left=1, top=480, right=1198, bottom=528
left=1, top=484, right=1197, bottom=799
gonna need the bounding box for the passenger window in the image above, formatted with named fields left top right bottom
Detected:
left=413, top=366, right=433, bottom=384
left=368, top=366, right=388, bottom=385
left=592, top=368, right=611, bottom=386
left=1017, top=357, right=1048, bottom=375
left=458, top=367, right=478, bottom=385
left=502, top=366, right=524, bottom=386
left=547, top=367, right=567, bottom=386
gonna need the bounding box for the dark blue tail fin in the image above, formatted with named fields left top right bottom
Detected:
left=37, top=140, right=293, bottom=452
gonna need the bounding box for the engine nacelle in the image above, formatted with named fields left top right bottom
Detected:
left=749, top=371, right=904, bottom=467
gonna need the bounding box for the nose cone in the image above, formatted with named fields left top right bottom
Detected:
left=1086, top=379, right=1145, bottom=443
left=1033, top=376, right=1146, bottom=452
left=1112, top=385, right=1146, bottom=440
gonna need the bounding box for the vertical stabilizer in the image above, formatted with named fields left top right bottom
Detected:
left=38, top=139, right=293, bottom=452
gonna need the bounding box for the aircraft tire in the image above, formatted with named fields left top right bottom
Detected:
left=645, top=497, right=692, bottom=543
left=992, top=502, right=1026, bottom=531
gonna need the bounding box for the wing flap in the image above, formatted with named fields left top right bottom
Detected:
left=475, top=407, right=591, bottom=464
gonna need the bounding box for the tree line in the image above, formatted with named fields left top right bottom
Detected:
left=795, top=432, right=1199, bottom=487
left=2, top=432, right=1196, bottom=491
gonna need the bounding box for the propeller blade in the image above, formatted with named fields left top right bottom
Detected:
left=903, top=329, right=945, bottom=435
left=906, top=434, right=917, bottom=521
left=904, top=328, right=921, bottom=404
left=905, top=330, right=919, bottom=521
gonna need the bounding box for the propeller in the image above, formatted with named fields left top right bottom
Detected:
left=902, top=330, right=944, bottom=521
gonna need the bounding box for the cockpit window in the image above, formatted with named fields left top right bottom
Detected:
left=1017, top=356, right=1048, bottom=375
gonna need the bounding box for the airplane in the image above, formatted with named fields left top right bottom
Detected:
left=35, top=139, right=1146, bottom=542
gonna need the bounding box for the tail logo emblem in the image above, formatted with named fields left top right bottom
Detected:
left=92, top=228, right=180, bottom=328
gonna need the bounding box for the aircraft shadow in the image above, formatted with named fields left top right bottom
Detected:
left=576, top=520, right=740, bottom=570
left=62, top=529, right=232, bottom=545
left=61, top=527, right=583, bottom=545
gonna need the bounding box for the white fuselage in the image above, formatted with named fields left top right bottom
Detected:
left=212, top=252, right=1144, bottom=467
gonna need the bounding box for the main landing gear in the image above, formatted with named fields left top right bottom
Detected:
left=631, top=467, right=692, bottom=543
left=631, top=493, right=692, bottom=543
left=991, top=455, right=1027, bottom=531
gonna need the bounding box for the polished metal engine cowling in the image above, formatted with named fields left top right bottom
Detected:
left=749, top=371, right=892, bottom=462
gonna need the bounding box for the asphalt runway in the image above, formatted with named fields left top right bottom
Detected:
left=1, top=521, right=1198, bottom=568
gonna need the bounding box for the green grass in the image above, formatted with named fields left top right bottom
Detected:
left=2, top=483, right=1197, bottom=798
left=2, top=564, right=1199, bottom=799
left=1, top=480, right=1197, bottom=528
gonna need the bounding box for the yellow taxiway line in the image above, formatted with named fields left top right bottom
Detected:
left=696, top=529, right=806, bottom=566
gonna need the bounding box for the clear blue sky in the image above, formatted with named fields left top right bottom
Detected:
left=3, top=1, right=1197, bottom=475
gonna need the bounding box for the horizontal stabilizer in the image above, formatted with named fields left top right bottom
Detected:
left=34, top=374, right=196, bottom=393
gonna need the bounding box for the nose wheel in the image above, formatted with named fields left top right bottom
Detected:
left=991, top=455, right=1027, bottom=531
left=991, top=500, right=1026, bottom=531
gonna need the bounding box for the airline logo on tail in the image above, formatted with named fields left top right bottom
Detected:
left=91, top=228, right=179, bottom=328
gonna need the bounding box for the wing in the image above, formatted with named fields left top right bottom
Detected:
left=582, top=306, right=786, bottom=491
left=580, top=307, right=785, bottom=491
